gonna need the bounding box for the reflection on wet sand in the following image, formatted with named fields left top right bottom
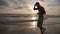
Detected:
left=0, top=24, right=41, bottom=34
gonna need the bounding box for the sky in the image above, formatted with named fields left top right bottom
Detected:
left=0, top=0, right=60, bottom=15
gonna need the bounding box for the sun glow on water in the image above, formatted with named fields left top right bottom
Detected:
left=32, top=21, right=37, bottom=27
left=32, top=17, right=37, bottom=20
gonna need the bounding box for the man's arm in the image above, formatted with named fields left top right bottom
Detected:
left=33, top=4, right=38, bottom=10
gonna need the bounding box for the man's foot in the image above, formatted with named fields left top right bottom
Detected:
left=42, top=28, right=46, bottom=32
left=41, top=29, right=46, bottom=34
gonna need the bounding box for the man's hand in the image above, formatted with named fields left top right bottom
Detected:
left=37, top=13, right=39, bottom=14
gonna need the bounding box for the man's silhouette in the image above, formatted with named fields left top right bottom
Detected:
left=33, top=2, right=46, bottom=34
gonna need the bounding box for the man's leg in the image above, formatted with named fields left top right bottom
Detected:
left=38, top=24, right=43, bottom=34
left=42, top=27, right=46, bottom=32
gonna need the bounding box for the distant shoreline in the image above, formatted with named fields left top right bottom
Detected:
left=0, top=14, right=60, bottom=18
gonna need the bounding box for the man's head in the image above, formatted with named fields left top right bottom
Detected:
left=36, top=2, right=40, bottom=4
left=35, top=2, right=40, bottom=6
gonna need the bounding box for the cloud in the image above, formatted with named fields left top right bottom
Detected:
left=0, top=0, right=30, bottom=10
left=40, top=0, right=60, bottom=11
left=0, top=0, right=10, bottom=9
left=0, top=0, right=8, bottom=6
left=0, top=0, right=60, bottom=10
left=0, top=0, right=38, bottom=10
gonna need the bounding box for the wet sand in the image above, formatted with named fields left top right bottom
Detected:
left=0, top=15, right=60, bottom=34
left=43, top=18, right=60, bottom=34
